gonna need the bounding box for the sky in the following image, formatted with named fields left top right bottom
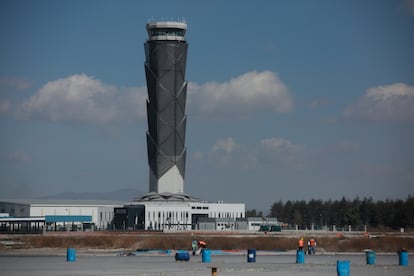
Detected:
left=1, top=0, right=414, bottom=212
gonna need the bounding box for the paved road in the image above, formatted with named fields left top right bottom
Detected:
left=0, top=253, right=412, bottom=276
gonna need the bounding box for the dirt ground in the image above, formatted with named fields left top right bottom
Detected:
left=1, top=230, right=413, bottom=254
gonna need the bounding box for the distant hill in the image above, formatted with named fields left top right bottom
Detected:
left=38, top=188, right=145, bottom=201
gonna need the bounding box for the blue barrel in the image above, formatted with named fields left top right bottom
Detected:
left=175, top=251, right=190, bottom=261
left=366, top=250, right=375, bottom=265
left=247, top=249, right=256, bottom=263
left=399, top=251, right=408, bottom=266
left=336, top=260, right=350, bottom=276
left=296, top=249, right=305, bottom=264
left=202, top=249, right=211, bottom=263
left=66, top=248, right=76, bottom=262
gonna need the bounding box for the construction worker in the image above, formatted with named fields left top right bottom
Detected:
left=198, top=240, right=207, bottom=255
left=191, top=239, right=198, bottom=255
left=298, top=237, right=304, bottom=251
left=309, top=238, right=316, bottom=254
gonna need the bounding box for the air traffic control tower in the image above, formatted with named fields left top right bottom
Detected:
left=144, top=21, right=188, bottom=194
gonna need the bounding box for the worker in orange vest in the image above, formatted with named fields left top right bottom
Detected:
left=309, top=238, right=316, bottom=254
left=298, top=237, right=304, bottom=251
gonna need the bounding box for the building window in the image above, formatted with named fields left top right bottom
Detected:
left=150, top=28, right=185, bottom=37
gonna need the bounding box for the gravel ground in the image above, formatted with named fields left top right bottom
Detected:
left=0, top=251, right=412, bottom=276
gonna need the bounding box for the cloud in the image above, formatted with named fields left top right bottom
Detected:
left=193, top=136, right=303, bottom=170
left=19, top=74, right=147, bottom=124
left=343, top=83, right=414, bottom=122
left=208, top=137, right=242, bottom=169
left=188, top=71, right=294, bottom=117
left=258, top=137, right=304, bottom=167
left=13, top=71, right=292, bottom=124
left=260, top=137, right=301, bottom=151
left=8, top=150, right=31, bottom=162
left=194, top=137, right=362, bottom=173
left=0, top=77, right=33, bottom=116
left=212, top=137, right=237, bottom=153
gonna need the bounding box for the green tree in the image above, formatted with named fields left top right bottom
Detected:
left=268, top=195, right=414, bottom=230
left=270, top=200, right=284, bottom=220
left=245, top=209, right=263, bottom=217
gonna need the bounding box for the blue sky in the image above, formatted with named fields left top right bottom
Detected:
left=1, top=0, right=414, bottom=212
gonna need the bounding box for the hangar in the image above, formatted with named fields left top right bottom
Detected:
left=0, top=199, right=122, bottom=232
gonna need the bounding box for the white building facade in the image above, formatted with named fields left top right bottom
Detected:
left=126, top=195, right=245, bottom=231
left=30, top=201, right=122, bottom=230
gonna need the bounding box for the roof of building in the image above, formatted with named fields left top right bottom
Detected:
left=133, top=192, right=200, bottom=202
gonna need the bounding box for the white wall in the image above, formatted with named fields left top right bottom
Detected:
left=143, top=202, right=191, bottom=230
left=136, top=201, right=245, bottom=231
left=30, top=204, right=119, bottom=230
left=190, top=202, right=245, bottom=219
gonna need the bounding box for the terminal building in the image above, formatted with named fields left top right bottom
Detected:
left=0, top=198, right=246, bottom=232
left=113, top=193, right=245, bottom=231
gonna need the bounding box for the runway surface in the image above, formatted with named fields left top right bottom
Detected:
left=0, top=252, right=412, bottom=275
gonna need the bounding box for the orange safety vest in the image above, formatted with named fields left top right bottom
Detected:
left=310, top=239, right=315, bottom=247
left=298, top=239, right=304, bottom=247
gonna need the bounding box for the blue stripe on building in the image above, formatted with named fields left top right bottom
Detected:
left=45, top=215, right=92, bottom=223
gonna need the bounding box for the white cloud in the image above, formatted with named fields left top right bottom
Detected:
left=212, top=137, right=237, bottom=153
left=344, top=83, right=414, bottom=122
left=258, top=137, right=304, bottom=167
left=19, top=74, right=147, bottom=124
left=15, top=71, right=292, bottom=124
left=194, top=137, right=303, bottom=170
left=188, top=71, right=294, bottom=116
left=260, top=137, right=301, bottom=151
left=208, top=138, right=240, bottom=168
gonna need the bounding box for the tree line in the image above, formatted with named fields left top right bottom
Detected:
left=267, top=196, right=414, bottom=230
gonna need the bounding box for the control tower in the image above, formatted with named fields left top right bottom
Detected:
left=144, top=21, right=188, bottom=194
